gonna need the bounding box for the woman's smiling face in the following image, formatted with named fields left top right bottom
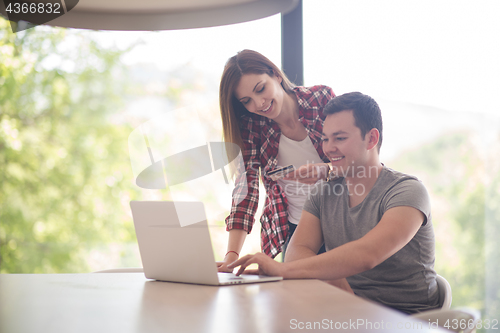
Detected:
left=234, top=73, right=285, bottom=119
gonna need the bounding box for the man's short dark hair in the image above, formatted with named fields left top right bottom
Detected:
left=323, top=92, right=383, bottom=152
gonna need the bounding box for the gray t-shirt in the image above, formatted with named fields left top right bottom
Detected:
left=303, top=166, right=440, bottom=313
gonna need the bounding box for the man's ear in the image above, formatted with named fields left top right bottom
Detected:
left=366, top=128, right=380, bottom=150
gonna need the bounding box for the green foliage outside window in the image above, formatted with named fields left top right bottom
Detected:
left=0, top=19, right=141, bottom=273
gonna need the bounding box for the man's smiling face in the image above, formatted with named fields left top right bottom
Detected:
left=322, top=110, right=372, bottom=175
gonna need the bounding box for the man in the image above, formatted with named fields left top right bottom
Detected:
left=228, top=92, right=440, bottom=314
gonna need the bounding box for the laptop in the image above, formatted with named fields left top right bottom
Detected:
left=130, top=201, right=282, bottom=286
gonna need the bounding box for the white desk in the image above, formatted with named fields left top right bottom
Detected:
left=0, top=273, right=446, bottom=332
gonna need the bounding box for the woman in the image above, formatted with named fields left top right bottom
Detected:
left=217, top=50, right=335, bottom=272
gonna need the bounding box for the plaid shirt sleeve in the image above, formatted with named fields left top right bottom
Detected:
left=225, top=116, right=262, bottom=233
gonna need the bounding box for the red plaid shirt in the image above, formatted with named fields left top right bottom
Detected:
left=225, top=85, right=335, bottom=257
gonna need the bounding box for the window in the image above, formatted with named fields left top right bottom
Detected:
left=0, top=14, right=281, bottom=272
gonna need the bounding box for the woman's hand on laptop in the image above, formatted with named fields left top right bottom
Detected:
left=227, top=253, right=284, bottom=277
left=217, top=251, right=240, bottom=273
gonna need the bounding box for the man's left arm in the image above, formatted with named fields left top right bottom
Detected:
left=228, top=206, right=424, bottom=280
left=280, top=206, right=425, bottom=280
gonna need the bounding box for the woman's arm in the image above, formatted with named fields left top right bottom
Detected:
left=217, top=229, right=247, bottom=272
left=220, top=117, right=261, bottom=270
